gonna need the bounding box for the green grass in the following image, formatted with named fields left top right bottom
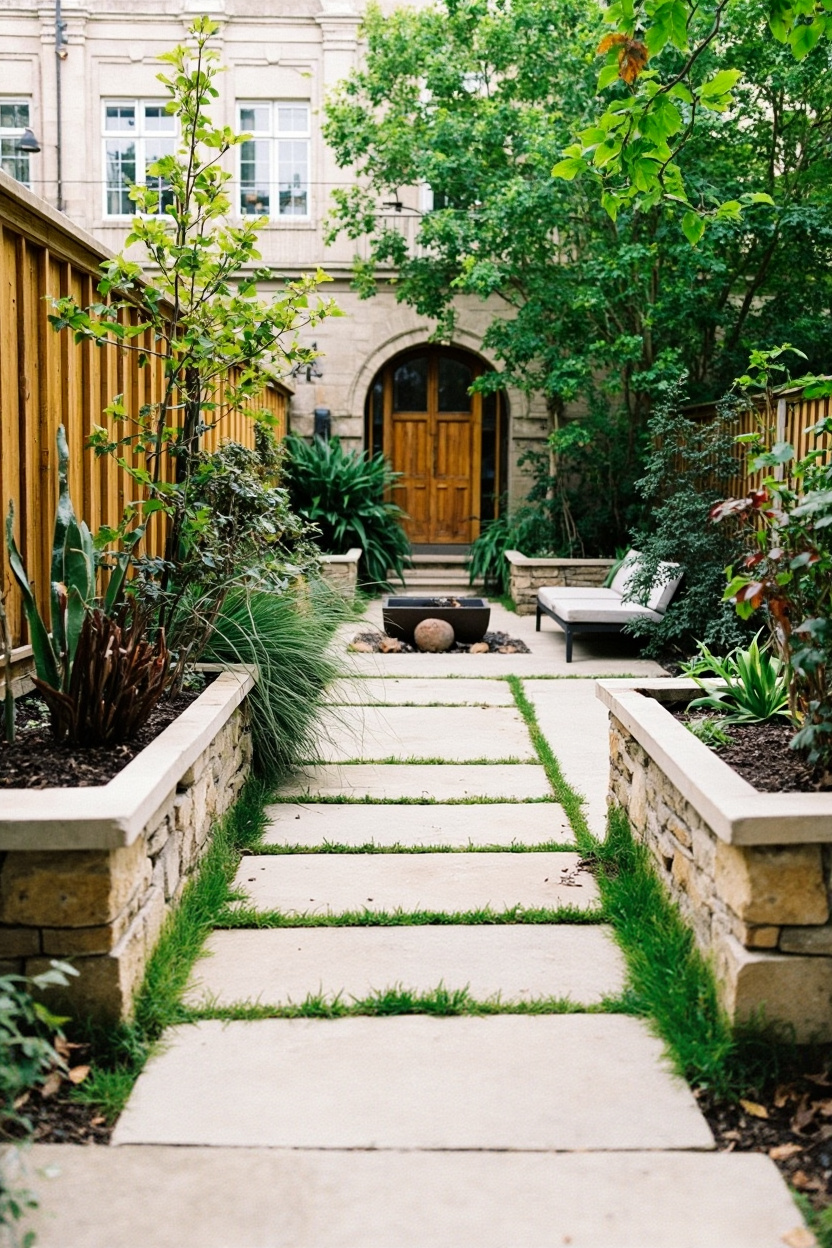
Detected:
left=182, top=985, right=631, bottom=1021
left=219, top=902, right=604, bottom=928
left=300, top=755, right=536, bottom=766
left=255, top=840, right=577, bottom=854
left=509, top=673, right=807, bottom=1100
left=70, top=777, right=271, bottom=1120
left=266, top=793, right=558, bottom=805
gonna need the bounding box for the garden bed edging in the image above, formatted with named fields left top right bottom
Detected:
left=0, top=669, right=254, bottom=1023
left=597, top=678, right=832, bottom=1042
left=504, top=551, right=614, bottom=615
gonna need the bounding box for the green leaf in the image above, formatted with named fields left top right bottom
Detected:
left=681, top=211, right=706, bottom=245
left=552, top=156, right=586, bottom=180
left=597, top=63, right=621, bottom=91
left=700, top=68, right=743, bottom=99
left=790, top=19, right=822, bottom=56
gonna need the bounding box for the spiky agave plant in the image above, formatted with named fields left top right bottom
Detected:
left=4, top=426, right=170, bottom=744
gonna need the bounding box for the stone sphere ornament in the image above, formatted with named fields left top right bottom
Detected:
left=414, top=617, right=455, bottom=652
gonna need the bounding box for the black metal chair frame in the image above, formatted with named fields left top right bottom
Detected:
left=535, top=598, right=627, bottom=663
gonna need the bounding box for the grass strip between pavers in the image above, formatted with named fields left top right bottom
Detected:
left=182, top=986, right=632, bottom=1022
left=298, top=755, right=538, bottom=766
left=266, top=793, right=558, bottom=805
left=508, top=674, right=815, bottom=1099
left=218, top=902, right=604, bottom=929
left=254, top=840, right=578, bottom=855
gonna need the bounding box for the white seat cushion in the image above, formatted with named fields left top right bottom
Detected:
left=610, top=550, right=644, bottom=597
left=546, top=597, right=663, bottom=625
left=640, top=563, right=683, bottom=614
left=538, top=586, right=619, bottom=611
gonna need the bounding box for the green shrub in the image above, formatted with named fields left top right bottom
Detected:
left=683, top=633, right=790, bottom=724
left=201, top=579, right=351, bottom=780
left=283, top=435, right=411, bottom=591
left=624, top=385, right=751, bottom=659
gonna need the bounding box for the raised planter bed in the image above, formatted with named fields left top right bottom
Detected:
left=504, top=551, right=614, bottom=615
left=0, top=669, right=254, bottom=1023
left=382, top=596, right=491, bottom=644
left=597, top=678, right=832, bottom=1041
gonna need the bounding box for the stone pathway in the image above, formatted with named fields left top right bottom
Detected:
left=24, top=611, right=808, bottom=1247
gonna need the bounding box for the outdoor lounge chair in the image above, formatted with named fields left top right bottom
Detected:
left=535, top=550, right=683, bottom=662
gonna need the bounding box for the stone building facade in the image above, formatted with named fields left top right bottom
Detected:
left=0, top=0, right=550, bottom=542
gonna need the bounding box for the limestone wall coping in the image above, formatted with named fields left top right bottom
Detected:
left=320, top=548, right=362, bottom=565
left=0, top=669, right=254, bottom=853
left=504, top=551, right=614, bottom=568
left=596, top=678, right=832, bottom=846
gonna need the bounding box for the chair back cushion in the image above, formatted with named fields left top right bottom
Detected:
left=610, top=550, right=643, bottom=597
left=643, top=563, right=684, bottom=614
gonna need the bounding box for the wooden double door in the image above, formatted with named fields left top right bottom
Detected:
left=370, top=349, right=482, bottom=544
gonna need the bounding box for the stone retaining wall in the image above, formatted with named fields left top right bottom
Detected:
left=504, top=551, right=614, bottom=615
left=607, top=696, right=832, bottom=1041
left=320, top=548, right=361, bottom=596
left=0, top=701, right=252, bottom=1023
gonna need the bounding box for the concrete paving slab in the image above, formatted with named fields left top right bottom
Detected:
left=278, top=763, right=552, bottom=801
left=343, top=651, right=667, bottom=678
left=112, top=1015, right=714, bottom=1149
left=326, top=677, right=514, bottom=705
left=310, top=705, right=534, bottom=763
left=233, top=851, right=598, bottom=915
left=21, top=1147, right=807, bottom=1248
left=525, top=680, right=612, bottom=838
left=261, top=802, right=573, bottom=847
left=184, top=925, right=626, bottom=1007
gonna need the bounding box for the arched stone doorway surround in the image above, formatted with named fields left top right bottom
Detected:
left=360, top=336, right=510, bottom=545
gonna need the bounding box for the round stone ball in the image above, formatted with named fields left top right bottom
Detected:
left=414, top=617, right=455, bottom=652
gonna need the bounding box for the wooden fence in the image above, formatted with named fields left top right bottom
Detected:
left=686, top=389, right=832, bottom=497
left=0, top=170, right=289, bottom=650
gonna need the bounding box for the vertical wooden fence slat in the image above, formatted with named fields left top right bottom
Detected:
left=0, top=173, right=291, bottom=649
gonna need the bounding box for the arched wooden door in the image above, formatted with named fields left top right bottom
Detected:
left=365, top=347, right=506, bottom=545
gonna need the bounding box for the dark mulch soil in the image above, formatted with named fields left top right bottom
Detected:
left=0, top=684, right=204, bottom=790
left=672, top=710, right=832, bottom=793
left=697, top=1068, right=832, bottom=1211
left=6, top=1091, right=114, bottom=1146
left=349, top=630, right=531, bottom=655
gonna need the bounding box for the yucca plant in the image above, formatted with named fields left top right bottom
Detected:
left=468, top=513, right=513, bottom=593
left=283, top=435, right=410, bottom=590
left=682, top=633, right=791, bottom=724
left=4, top=426, right=171, bottom=745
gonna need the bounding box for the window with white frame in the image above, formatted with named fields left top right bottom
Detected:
left=0, top=100, right=32, bottom=188
left=238, top=102, right=310, bottom=219
left=102, top=100, right=176, bottom=217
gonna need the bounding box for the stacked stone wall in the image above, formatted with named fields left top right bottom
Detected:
left=609, top=705, right=832, bottom=1040
left=506, top=554, right=613, bottom=615
left=0, top=706, right=252, bottom=1022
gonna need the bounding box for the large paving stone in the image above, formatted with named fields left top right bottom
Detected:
left=524, top=679, right=614, bottom=838
left=184, top=925, right=626, bottom=1007
left=278, top=763, right=552, bottom=801
left=261, top=802, right=573, bottom=847
left=233, top=851, right=598, bottom=915
left=112, top=1015, right=714, bottom=1149
left=326, top=677, right=515, bottom=705
left=22, top=1147, right=805, bottom=1248
left=310, top=705, right=534, bottom=763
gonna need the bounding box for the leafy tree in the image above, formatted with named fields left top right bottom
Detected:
left=49, top=17, right=339, bottom=638
left=557, top=0, right=832, bottom=227
left=323, top=0, right=832, bottom=550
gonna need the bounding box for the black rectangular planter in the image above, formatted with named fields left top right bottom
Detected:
left=382, top=596, right=491, bottom=644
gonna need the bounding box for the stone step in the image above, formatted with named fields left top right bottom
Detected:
left=183, top=925, right=626, bottom=1008
left=409, top=553, right=471, bottom=565
left=308, top=704, right=534, bottom=763
left=111, top=1015, right=714, bottom=1150
left=324, top=677, right=515, bottom=706
left=233, top=851, right=597, bottom=916
left=261, top=801, right=573, bottom=848
left=278, top=762, right=552, bottom=801
left=22, top=1146, right=808, bottom=1248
